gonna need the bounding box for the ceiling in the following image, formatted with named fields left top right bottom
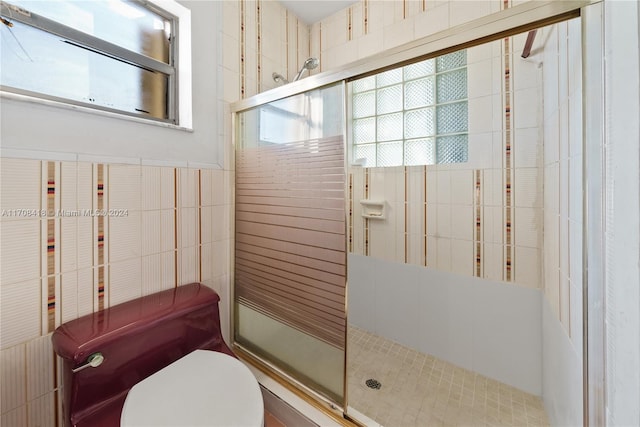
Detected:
left=277, top=0, right=359, bottom=25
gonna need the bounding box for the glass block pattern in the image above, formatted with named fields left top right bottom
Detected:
left=353, top=117, right=376, bottom=144
left=350, top=49, right=468, bottom=167
left=376, top=69, right=402, bottom=87
left=353, top=91, right=376, bottom=118
left=405, top=108, right=435, bottom=139
left=437, top=69, right=467, bottom=103
left=404, top=59, right=435, bottom=81
left=377, top=85, right=403, bottom=114
left=353, top=76, right=376, bottom=93
left=355, top=144, right=376, bottom=167
left=405, top=77, right=435, bottom=110
left=377, top=141, right=403, bottom=167
left=436, top=50, right=467, bottom=72
left=377, top=113, right=403, bottom=141
left=437, top=135, right=468, bottom=163
left=437, top=102, right=468, bottom=134
left=405, top=138, right=435, bottom=165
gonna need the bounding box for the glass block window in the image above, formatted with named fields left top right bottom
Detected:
left=350, top=51, right=468, bottom=167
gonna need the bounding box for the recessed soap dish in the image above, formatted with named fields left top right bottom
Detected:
left=360, top=200, right=385, bottom=219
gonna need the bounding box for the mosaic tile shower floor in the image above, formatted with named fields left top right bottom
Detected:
left=347, top=326, right=550, bottom=427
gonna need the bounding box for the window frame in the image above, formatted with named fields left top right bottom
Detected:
left=0, top=0, right=192, bottom=127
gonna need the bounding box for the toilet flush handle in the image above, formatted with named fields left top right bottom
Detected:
left=72, top=352, right=104, bottom=373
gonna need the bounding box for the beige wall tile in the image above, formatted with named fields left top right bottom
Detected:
left=141, top=211, right=162, bottom=256
left=383, top=17, right=415, bottom=51
left=76, top=268, right=94, bottom=317
left=161, top=251, right=176, bottom=290
left=0, top=344, right=26, bottom=413
left=178, top=168, right=198, bottom=209
left=436, top=205, right=451, bottom=239
left=27, top=392, right=55, bottom=427
left=26, top=335, right=54, bottom=401
left=436, top=237, right=452, bottom=272
left=451, top=239, right=474, bottom=277
left=60, top=162, right=77, bottom=212
left=212, top=240, right=231, bottom=279
left=179, top=246, right=198, bottom=285
left=514, top=207, right=541, bottom=249
left=76, top=163, right=93, bottom=211
left=515, top=246, right=541, bottom=289
left=160, top=210, right=175, bottom=253
left=451, top=205, right=473, bottom=241
left=450, top=170, right=473, bottom=206
left=426, top=236, right=438, bottom=267
left=108, top=211, right=141, bottom=262
left=200, top=169, right=214, bottom=207
left=141, top=254, right=163, bottom=296
left=109, top=258, right=142, bottom=306
left=0, top=220, right=41, bottom=286
left=179, top=208, right=198, bottom=249
left=141, top=166, right=161, bottom=211
left=222, top=0, right=239, bottom=40
left=426, top=204, right=437, bottom=237
left=60, top=272, right=78, bottom=323
left=76, top=217, right=93, bottom=270
left=201, top=206, right=214, bottom=245
left=1, top=405, right=27, bottom=426
left=414, top=3, right=449, bottom=39
left=0, top=158, right=41, bottom=215
left=483, top=242, right=503, bottom=281
left=447, top=0, right=494, bottom=26
left=60, top=218, right=77, bottom=273
left=201, top=243, right=214, bottom=283
left=211, top=170, right=225, bottom=206
left=108, top=165, right=141, bottom=211
left=160, top=167, right=175, bottom=210
left=0, top=281, right=41, bottom=349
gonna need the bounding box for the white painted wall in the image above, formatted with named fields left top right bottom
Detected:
left=348, top=254, right=542, bottom=395
left=0, top=1, right=224, bottom=168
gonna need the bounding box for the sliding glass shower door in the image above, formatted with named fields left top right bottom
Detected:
left=234, top=82, right=346, bottom=404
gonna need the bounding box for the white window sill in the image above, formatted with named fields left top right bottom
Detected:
left=1, top=91, right=193, bottom=133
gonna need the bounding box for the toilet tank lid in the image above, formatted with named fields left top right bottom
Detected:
left=51, top=283, right=220, bottom=363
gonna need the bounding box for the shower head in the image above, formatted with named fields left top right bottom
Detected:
left=303, top=57, right=320, bottom=70
left=272, top=72, right=288, bottom=85
left=293, top=57, right=320, bottom=82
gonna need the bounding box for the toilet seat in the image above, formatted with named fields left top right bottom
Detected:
left=121, top=350, right=264, bottom=427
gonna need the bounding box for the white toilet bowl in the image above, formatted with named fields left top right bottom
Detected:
left=121, top=350, right=264, bottom=427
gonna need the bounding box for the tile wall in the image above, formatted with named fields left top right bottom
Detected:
left=221, top=0, right=310, bottom=102
left=541, top=18, right=583, bottom=347
left=0, top=160, right=233, bottom=424
left=540, top=17, right=584, bottom=426
left=0, top=0, right=582, bottom=424
left=347, top=33, right=543, bottom=289
left=1, top=1, right=309, bottom=424
left=308, top=0, right=513, bottom=74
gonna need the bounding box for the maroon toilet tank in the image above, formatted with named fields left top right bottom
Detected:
left=52, top=283, right=234, bottom=427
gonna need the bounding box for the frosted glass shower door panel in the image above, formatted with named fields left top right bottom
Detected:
left=235, top=83, right=346, bottom=404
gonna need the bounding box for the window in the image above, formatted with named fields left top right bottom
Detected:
left=350, top=50, right=468, bottom=167
left=0, top=0, right=187, bottom=124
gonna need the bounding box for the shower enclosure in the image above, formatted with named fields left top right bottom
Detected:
left=233, top=83, right=347, bottom=404
left=231, top=1, right=602, bottom=423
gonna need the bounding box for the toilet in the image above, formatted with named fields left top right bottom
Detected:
left=51, top=283, right=263, bottom=427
